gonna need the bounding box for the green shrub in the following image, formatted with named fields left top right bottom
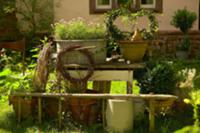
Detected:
left=175, top=89, right=200, bottom=133
left=138, top=60, right=178, bottom=94
left=54, top=18, right=106, bottom=40
left=171, top=8, right=197, bottom=34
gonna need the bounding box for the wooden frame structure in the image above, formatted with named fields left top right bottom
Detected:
left=11, top=93, right=177, bottom=133
left=65, top=63, right=145, bottom=94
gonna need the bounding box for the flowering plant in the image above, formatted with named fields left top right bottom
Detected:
left=54, top=18, right=106, bottom=40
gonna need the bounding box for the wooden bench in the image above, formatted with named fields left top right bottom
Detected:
left=10, top=93, right=177, bottom=133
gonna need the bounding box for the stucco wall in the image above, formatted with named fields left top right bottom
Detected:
left=54, top=0, right=199, bottom=31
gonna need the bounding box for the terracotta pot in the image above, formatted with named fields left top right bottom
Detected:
left=68, top=97, right=100, bottom=125
left=118, top=40, right=148, bottom=63
left=66, top=89, right=101, bottom=125
left=9, top=96, right=36, bottom=119
left=42, top=97, right=67, bottom=118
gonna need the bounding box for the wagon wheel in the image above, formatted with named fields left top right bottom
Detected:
left=56, top=45, right=95, bottom=83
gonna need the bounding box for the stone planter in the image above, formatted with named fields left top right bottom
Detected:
left=106, top=99, right=134, bottom=133
left=56, top=39, right=107, bottom=65
left=118, top=41, right=148, bottom=63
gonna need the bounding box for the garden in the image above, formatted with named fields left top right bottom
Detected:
left=0, top=0, right=200, bottom=133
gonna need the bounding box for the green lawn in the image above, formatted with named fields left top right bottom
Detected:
left=88, top=81, right=140, bottom=94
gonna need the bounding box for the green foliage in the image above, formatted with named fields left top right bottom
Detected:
left=172, top=60, right=200, bottom=89
left=171, top=8, right=197, bottom=34
left=17, top=0, right=54, bottom=33
left=105, top=8, right=158, bottom=40
left=175, top=89, right=200, bottom=133
left=54, top=18, right=106, bottom=40
left=14, top=0, right=53, bottom=50
left=138, top=60, right=178, bottom=94
left=105, top=7, right=158, bottom=53
left=0, top=68, right=34, bottom=102
left=0, top=0, right=15, bottom=17
left=181, top=35, right=190, bottom=51
left=0, top=50, right=23, bottom=71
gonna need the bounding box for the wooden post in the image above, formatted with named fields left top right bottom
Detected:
left=102, top=99, right=106, bottom=128
left=149, top=99, right=155, bottom=133
left=58, top=98, right=62, bottom=128
left=93, top=81, right=111, bottom=93
left=126, top=71, right=133, bottom=94
left=17, top=97, right=21, bottom=123
left=38, top=97, right=42, bottom=124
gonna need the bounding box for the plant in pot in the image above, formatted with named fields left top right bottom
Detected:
left=54, top=18, right=107, bottom=65
left=137, top=59, right=179, bottom=112
left=170, top=8, right=197, bottom=59
left=0, top=68, right=36, bottom=119
left=105, top=5, right=158, bottom=63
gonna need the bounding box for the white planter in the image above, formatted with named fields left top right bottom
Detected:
left=56, top=39, right=107, bottom=65
left=106, top=99, right=134, bottom=133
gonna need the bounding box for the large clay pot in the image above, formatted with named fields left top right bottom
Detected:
left=42, top=97, right=67, bottom=118
left=56, top=39, right=107, bottom=65
left=118, top=41, right=148, bottom=63
left=66, top=89, right=101, bottom=125
left=9, top=96, right=36, bottom=119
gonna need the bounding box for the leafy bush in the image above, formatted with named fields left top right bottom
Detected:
left=54, top=18, right=106, bottom=40
left=0, top=68, right=34, bottom=101
left=171, top=8, right=197, bottom=34
left=175, top=89, right=200, bottom=133
left=138, top=60, right=178, bottom=94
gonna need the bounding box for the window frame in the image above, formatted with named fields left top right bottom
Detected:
left=89, top=0, right=163, bottom=14
left=135, top=0, right=163, bottom=13
left=95, top=0, right=112, bottom=9
left=89, top=0, right=116, bottom=14
left=140, top=0, right=156, bottom=9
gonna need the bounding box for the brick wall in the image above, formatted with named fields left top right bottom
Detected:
left=149, top=30, right=200, bottom=58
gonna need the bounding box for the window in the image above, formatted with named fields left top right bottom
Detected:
left=90, top=0, right=115, bottom=14
left=140, top=0, right=155, bottom=8
left=96, top=0, right=112, bottom=9
left=135, top=0, right=163, bottom=12
left=89, top=0, right=163, bottom=14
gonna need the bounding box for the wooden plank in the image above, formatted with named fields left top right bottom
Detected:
left=149, top=99, right=155, bottom=133
left=126, top=71, right=133, bottom=94
left=68, top=70, right=134, bottom=81
left=64, top=63, right=145, bottom=70
left=18, top=98, right=21, bottom=123
left=58, top=98, right=62, bottom=128
left=102, top=99, right=106, bottom=128
left=38, top=97, right=42, bottom=124
left=11, top=93, right=178, bottom=100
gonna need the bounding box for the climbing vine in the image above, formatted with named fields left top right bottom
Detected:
left=105, top=7, right=159, bottom=53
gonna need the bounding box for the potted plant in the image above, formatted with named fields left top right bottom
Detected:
left=54, top=18, right=107, bottom=65
left=2, top=69, right=37, bottom=119
left=105, top=6, right=158, bottom=63
left=137, top=60, right=179, bottom=112
left=170, top=8, right=197, bottom=59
